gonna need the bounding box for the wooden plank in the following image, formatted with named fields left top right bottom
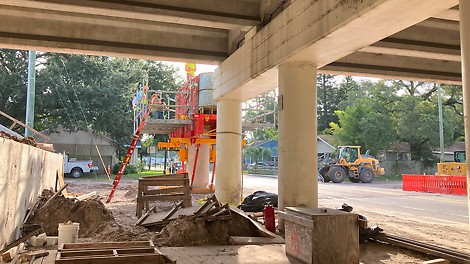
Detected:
left=140, top=179, right=187, bottom=187
left=61, top=241, right=152, bottom=250
left=230, top=206, right=278, bottom=238
left=143, top=187, right=184, bottom=195
left=163, top=201, right=183, bottom=221
left=140, top=194, right=186, bottom=202
left=76, top=191, right=97, bottom=201
left=0, top=111, right=50, bottom=141
left=0, top=228, right=41, bottom=255
left=23, top=251, right=49, bottom=261
left=141, top=205, right=201, bottom=226
left=423, top=259, right=450, bottom=264
left=42, top=184, right=68, bottom=209
left=141, top=173, right=188, bottom=180
left=136, top=181, right=144, bottom=217
left=136, top=206, right=157, bottom=225
left=229, top=236, right=285, bottom=245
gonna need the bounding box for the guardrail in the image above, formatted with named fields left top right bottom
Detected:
left=402, top=174, right=467, bottom=195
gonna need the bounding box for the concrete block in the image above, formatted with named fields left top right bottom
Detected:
left=27, top=233, right=47, bottom=247
left=423, top=259, right=450, bottom=264
left=45, top=236, right=58, bottom=246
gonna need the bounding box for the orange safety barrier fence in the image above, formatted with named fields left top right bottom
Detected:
left=402, top=174, right=467, bottom=195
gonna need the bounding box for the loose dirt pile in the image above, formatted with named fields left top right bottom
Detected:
left=154, top=211, right=259, bottom=247
left=0, top=131, right=37, bottom=146
left=28, top=189, right=149, bottom=241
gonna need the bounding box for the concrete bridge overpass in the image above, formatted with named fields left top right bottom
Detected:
left=1, top=0, right=468, bottom=226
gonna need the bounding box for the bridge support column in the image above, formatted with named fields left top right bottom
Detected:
left=460, top=0, right=470, bottom=230
left=278, top=62, right=318, bottom=217
left=187, top=144, right=210, bottom=188
left=215, top=99, right=242, bottom=204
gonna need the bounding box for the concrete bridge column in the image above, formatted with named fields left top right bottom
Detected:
left=278, top=62, right=318, bottom=216
left=215, top=99, right=242, bottom=204
left=187, top=144, right=210, bottom=188
left=460, top=0, right=470, bottom=229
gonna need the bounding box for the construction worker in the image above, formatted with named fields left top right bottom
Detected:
left=152, top=92, right=165, bottom=119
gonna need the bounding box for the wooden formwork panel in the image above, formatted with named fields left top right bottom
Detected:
left=56, top=241, right=176, bottom=264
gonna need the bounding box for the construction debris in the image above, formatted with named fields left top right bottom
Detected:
left=138, top=195, right=230, bottom=228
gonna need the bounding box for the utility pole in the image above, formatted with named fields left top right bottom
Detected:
left=438, top=83, right=444, bottom=162
left=25, top=50, right=36, bottom=137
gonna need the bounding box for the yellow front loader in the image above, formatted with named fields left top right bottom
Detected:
left=318, top=146, right=385, bottom=183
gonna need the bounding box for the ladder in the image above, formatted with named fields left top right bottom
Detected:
left=106, top=107, right=152, bottom=203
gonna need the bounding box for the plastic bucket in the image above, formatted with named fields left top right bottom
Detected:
left=58, top=222, right=79, bottom=247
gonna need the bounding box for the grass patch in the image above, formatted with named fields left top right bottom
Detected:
left=376, top=174, right=402, bottom=182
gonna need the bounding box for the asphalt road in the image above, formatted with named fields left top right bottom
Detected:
left=242, top=174, right=469, bottom=228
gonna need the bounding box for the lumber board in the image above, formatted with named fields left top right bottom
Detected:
left=144, top=187, right=184, bottom=195
left=76, top=191, right=97, bottom=201
left=230, top=206, right=277, bottom=238
left=136, top=206, right=157, bottom=225
left=141, top=205, right=201, bottom=226
left=140, top=194, right=187, bottom=202
left=141, top=173, right=188, bottom=180
left=0, top=228, right=41, bottom=255
left=229, top=236, right=285, bottom=245
left=140, top=179, right=188, bottom=187
left=42, top=184, right=68, bottom=209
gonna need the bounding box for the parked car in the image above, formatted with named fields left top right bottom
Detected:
left=247, top=162, right=272, bottom=170
left=64, top=154, right=98, bottom=178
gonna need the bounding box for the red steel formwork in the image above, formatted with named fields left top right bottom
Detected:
left=402, top=174, right=467, bottom=195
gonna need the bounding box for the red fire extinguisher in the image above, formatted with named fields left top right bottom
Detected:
left=264, top=199, right=276, bottom=233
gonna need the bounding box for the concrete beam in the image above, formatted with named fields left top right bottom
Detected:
left=0, top=5, right=228, bottom=63
left=3, top=0, right=261, bottom=30
left=360, top=20, right=461, bottom=62
left=214, top=0, right=459, bottom=101
left=433, top=5, right=459, bottom=21
left=321, top=52, right=462, bottom=84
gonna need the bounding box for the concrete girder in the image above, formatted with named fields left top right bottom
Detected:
left=433, top=5, right=460, bottom=21
left=214, top=0, right=459, bottom=102
left=2, top=0, right=261, bottom=30
left=0, top=5, right=228, bottom=63
left=359, top=20, right=461, bottom=62
left=321, top=52, right=462, bottom=85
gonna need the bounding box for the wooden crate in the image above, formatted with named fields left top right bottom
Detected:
left=136, top=173, right=191, bottom=217
left=280, top=207, right=359, bottom=264
left=56, top=241, right=175, bottom=264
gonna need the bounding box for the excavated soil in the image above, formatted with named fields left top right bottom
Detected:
left=154, top=212, right=259, bottom=247
left=0, top=131, right=37, bottom=146
left=61, top=178, right=467, bottom=263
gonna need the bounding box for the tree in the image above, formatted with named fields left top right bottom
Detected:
left=0, top=49, right=182, bottom=155
left=243, top=146, right=272, bottom=165
left=244, top=90, right=278, bottom=142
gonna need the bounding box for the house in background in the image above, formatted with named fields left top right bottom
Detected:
left=379, top=142, right=412, bottom=161
left=433, top=141, right=465, bottom=162
left=244, top=137, right=335, bottom=165
left=35, top=127, right=117, bottom=174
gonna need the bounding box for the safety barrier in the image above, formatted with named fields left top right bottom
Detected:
left=402, top=174, right=467, bottom=195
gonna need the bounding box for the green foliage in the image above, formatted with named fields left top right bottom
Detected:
left=112, top=162, right=137, bottom=175
left=243, top=146, right=272, bottom=163
left=330, top=79, right=463, bottom=161
left=245, top=90, right=278, bottom=142
left=0, top=49, right=181, bottom=156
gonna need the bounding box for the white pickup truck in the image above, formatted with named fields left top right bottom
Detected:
left=64, top=154, right=98, bottom=178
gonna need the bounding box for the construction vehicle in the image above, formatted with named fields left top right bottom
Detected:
left=436, top=151, right=466, bottom=176
left=318, top=146, right=385, bottom=183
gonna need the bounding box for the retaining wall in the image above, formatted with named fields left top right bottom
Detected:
left=0, top=137, right=63, bottom=248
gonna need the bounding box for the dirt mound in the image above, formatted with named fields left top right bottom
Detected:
left=124, top=185, right=138, bottom=200
left=29, top=194, right=115, bottom=237
left=154, top=211, right=259, bottom=247
left=0, top=131, right=37, bottom=146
